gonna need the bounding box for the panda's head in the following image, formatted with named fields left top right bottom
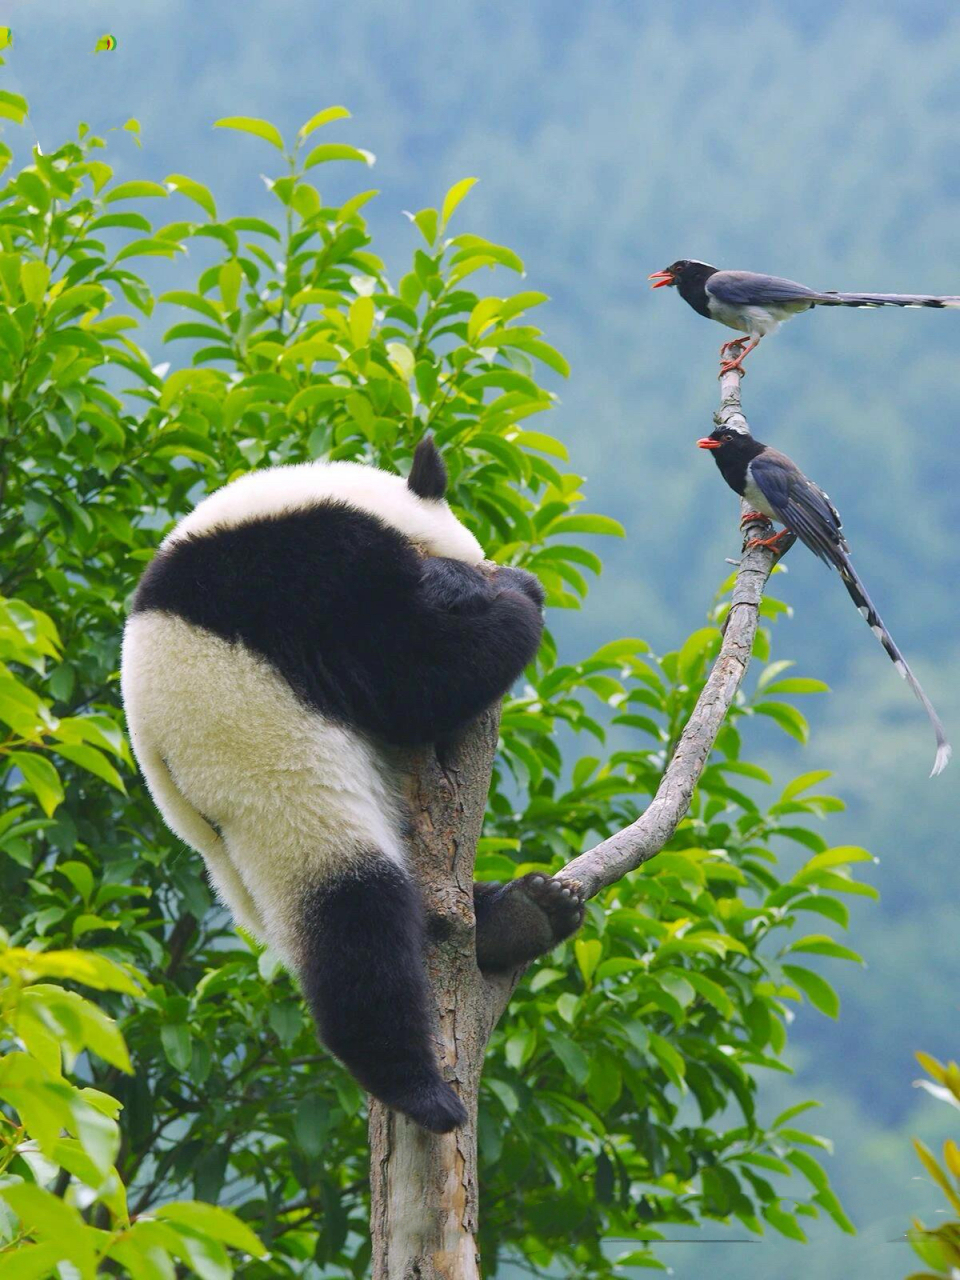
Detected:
left=165, top=435, right=485, bottom=566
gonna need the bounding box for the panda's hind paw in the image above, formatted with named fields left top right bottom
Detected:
left=518, top=873, right=585, bottom=943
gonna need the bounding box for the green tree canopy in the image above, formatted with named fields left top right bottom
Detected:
left=0, top=95, right=873, bottom=1276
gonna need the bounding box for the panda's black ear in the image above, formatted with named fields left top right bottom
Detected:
left=407, top=435, right=447, bottom=500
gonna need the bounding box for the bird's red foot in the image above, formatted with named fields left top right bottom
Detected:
left=718, top=337, right=760, bottom=378
left=719, top=354, right=749, bottom=376
left=719, top=337, right=749, bottom=357
left=746, top=530, right=792, bottom=553
left=739, top=510, right=769, bottom=528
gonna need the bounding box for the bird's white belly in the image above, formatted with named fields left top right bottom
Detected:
left=707, top=301, right=784, bottom=338
left=742, top=472, right=778, bottom=521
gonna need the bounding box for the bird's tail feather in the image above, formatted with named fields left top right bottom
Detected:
left=818, top=292, right=960, bottom=310
left=836, top=554, right=951, bottom=776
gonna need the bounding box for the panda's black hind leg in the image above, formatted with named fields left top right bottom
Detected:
left=298, top=856, right=467, bottom=1134
left=474, top=873, right=585, bottom=972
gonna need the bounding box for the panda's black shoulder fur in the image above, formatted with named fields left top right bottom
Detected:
left=133, top=500, right=544, bottom=747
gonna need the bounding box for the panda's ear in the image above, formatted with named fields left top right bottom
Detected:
left=407, top=435, right=447, bottom=500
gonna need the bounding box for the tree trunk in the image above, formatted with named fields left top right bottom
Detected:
left=369, top=708, right=511, bottom=1280
left=367, top=361, right=782, bottom=1278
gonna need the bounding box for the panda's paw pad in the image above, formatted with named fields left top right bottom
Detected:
left=518, top=873, right=585, bottom=942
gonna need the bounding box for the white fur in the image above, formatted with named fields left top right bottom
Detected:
left=122, top=458, right=486, bottom=962
left=166, top=459, right=484, bottom=565
left=122, top=613, right=405, bottom=963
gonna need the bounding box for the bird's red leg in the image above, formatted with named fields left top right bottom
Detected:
left=745, top=529, right=792, bottom=552
left=719, top=337, right=761, bottom=375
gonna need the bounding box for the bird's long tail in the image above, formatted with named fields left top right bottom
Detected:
left=817, top=291, right=960, bottom=310
left=834, top=552, right=951, bottom=776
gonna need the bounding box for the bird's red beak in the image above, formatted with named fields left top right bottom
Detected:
left=648, top=269, right=675, bottom=289
left=697, top=437, right=721, bottom=450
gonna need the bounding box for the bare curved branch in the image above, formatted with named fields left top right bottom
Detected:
left=559, top=362, right=791, bottom=901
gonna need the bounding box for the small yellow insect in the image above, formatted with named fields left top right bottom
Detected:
left=93, top=34, right=117, bottom=53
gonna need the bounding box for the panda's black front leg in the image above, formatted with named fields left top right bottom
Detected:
left=473, top=873, right=585, bottom=971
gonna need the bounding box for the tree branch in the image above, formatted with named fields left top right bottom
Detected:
left=559, top=361, right=790, bottom=901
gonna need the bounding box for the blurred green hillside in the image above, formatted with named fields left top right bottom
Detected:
left=3, top=2, right=958, bottom=1275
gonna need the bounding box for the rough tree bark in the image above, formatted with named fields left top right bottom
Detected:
left=369, top=359, right=787, bottom=1278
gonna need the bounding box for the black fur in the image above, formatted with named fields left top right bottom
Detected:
left=474, top=873, right=585, bottom=971
left=300, top=857, right=467, bottom=1133
left=407, top=436, right=447, bottom=499
left=132, top=504, right=543, bottom=745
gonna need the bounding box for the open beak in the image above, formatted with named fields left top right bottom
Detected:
left=697, top=437, right=721, bottom=450
left=648, top=269, right=675, bottom=289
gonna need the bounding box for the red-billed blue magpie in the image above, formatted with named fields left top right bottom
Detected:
left=698, top=425, right=951, bottom=776
left=651, top=261, right=960, bottom=372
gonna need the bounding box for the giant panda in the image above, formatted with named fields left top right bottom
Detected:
left=120, top=437, right=585, bottom=1133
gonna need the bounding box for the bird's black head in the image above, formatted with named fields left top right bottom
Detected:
left=696, top=425, right=763, bottom=457
left=648, top=259, right=718, bottom=290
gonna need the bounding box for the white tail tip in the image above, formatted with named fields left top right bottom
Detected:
left=931, top=740, right=952, bottom=777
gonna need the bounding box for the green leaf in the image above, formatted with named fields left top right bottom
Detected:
left=510, top=430, right=568, bottom=460
left=219, top=260, right=242, bottom=313
left=677, top=626, right=722, bottom=683
left=545, top=514, right=626, bottom=538
left=8, top=751, right=64, bottom=816
left=165, top=173, right=217, bottom=219
left=772, top=1099, right=822, bottom=1129
left=440, top=177, right=478, bottom=230
left=304, top=142, right=375, bottom=169
left=786, top=935, right=863, bottom=963
left=763, top=1204, right=807, bottom=1241
left=547, top=1034, right=589, bottom=1085
left=349, top=295, right=375, bottom=347
left=762, top=677, right=830, bottom=695
left=575, top=938, right=602, bottom=983
left=20, top=260, right=50, bottom=305
left=298, top=105, right=351, bottom=138
left=104, top=181, right=170, bottom=204
left=214, top=116, right=285, bottom=151
left=753, top=701, right=809, bottom=743
left=813, top=1186, right=856, bottom=1234
left=782, top=964, right=840, bottom=1018
left=154, top=1201, right=267, bottom=1256
left=799, top=845, right=874, bottom=872
left=649, top=1032, right=686, bottom=1091
left=160, top=1023, right=192, bottom=1071
left=293, top=1095, right=326, bottom=1156
left=780, top=770, right=833, bottom=802
left=288, top=384, right=351, bottom=416
left=53, top=742, right=126, bottom=792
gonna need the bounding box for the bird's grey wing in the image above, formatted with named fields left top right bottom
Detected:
left=749, top=450, right=846, bottom=565
left=706, top=270, right=824, bottom=307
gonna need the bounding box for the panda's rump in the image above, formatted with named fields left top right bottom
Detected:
left=121, top=611, right=406, bottom=951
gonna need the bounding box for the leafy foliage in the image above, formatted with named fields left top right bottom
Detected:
left=903, top=1052, right=960, bottom=1279
left=0, top=92, right=873, bottom=1275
